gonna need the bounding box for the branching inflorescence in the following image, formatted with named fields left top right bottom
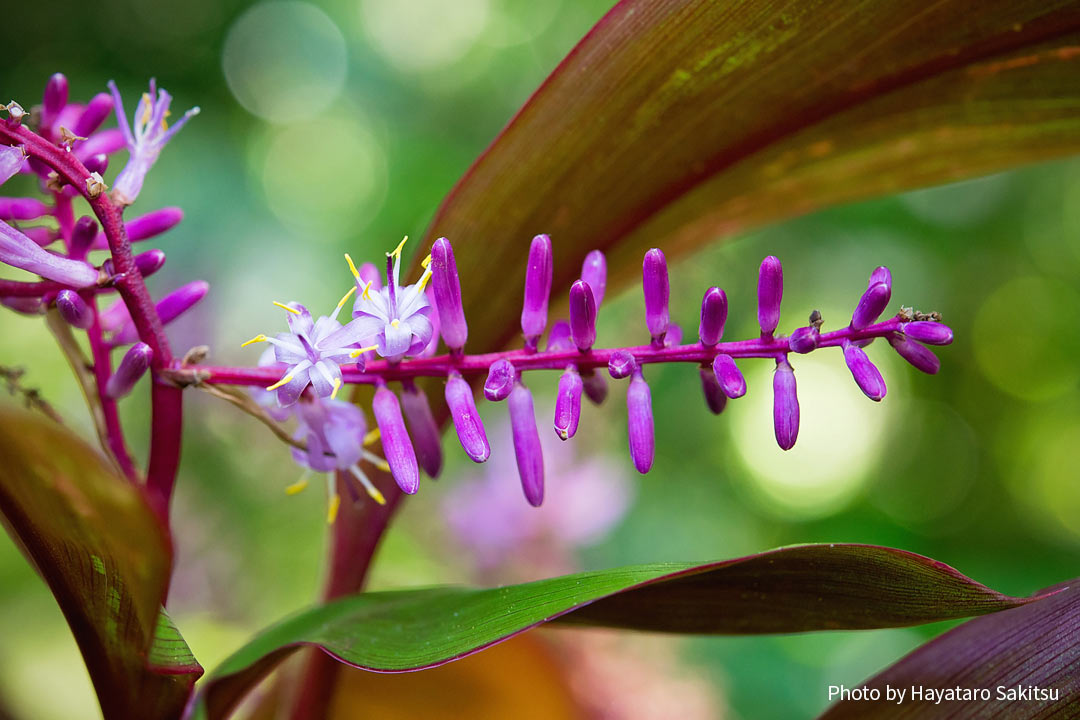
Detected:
left=0, top=74, right=954, bottom=526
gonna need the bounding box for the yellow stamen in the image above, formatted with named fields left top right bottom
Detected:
left=361, top=280, right=373, bottom=301
left=330, top=378, right=342, bottom=400
left=344, top=253, right=361, bottom=280
left=326, top=493, right=341, bottom=524
left=389, top=235, right=408, bottom=259
left=160, top=108, right=171, bottom=132
left=140, top=93, right=153, bottom=125
left=265, top=374, right=293, bottom=391
left=334, top=286, right=356, bottom=313
left=273, top=301, right=301, bottom=315
left=421, top=253, right=432, bottom=269
left=390, top=319, right=401, bottom=328
left=372, top=457, right=391, bottom=473
left=285, top=477, right=309, bottom=495
left=364, top=428, right=381, bottom=446
left=416, top=266, right=433, bottom=292
left=349, top=345, right=379, bottom=359
left=241, top=334, right=267, bottom=347
left=367, top=486, right=386, bottom=505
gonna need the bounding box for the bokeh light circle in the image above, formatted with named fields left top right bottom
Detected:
left=358, top=0, right=490, bottom=72
left=974, top=275, right=1080, bottom=402
left=222, top=1, right=347, bottom=122
left=729, top=352, right=894, bottom=519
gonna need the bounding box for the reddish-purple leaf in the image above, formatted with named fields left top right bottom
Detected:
left=819, top=580, right=1080, bottom=719
left=0, top=407, right=201, bottom=720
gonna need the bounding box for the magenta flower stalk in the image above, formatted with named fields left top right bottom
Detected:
left=373, top=384, right=420, bottom=494
left=642, top=248, right=670, bottom=346
left=626, top=366, right=654, bottom=474
left=108, top=79, right=200, bottom=206
left=400, top=379, right=443, bottom=478
left=521, top=234, right=553, bottom=349
left=445, top=371, right=490, bottom=462
left=554, top=366, right=583, bottom=440
left=758, top=255, right=783, bottom=337
left=106, top=343, right=153, bottom=399
left=698, top=286, right=727, bottom=346
left=431, top=237, right=468, bottom=353
left=508, top=378, right=544, bottom=506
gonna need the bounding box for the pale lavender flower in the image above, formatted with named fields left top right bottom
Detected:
left=773, top=358, right=799, bottom=450
left=554, top=366, right=583, bottom=440
left=107, top=79, right=200, bottom=206
left=105, top=343, right=152, bottom=398
left=509, top=379, right=545, bottom=506
left=0, top=220, right=98, bottom=286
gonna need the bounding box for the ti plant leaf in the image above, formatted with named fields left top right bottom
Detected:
left=0, top=407, right=201, bottom=720
left=414, top=0, right=1080, bottom=354
left=195, top=544, right=1050, bottom=719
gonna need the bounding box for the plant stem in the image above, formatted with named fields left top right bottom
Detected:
left=86, top=299, right=138, bottom=481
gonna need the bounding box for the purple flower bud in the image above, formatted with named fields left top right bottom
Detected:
left=888, top=334, right=941, bottom=374
left=699, top=366, right=727, bottom=415
left=851, top=282, right=891, bottom=330
left=772, top=358, right=799, bottom=451
left=903, top=321, right=953, bottom=345
left=869, top=266, right=892, bottom=290
left=56, top=290, right=93, bottom=329
left=69, top=216, right=98, bottom=259
left=83, top=153, right=109, bottom=177
left=711, top=354, right=746, bottom=398
left=508, top=380, right=544, bottom=506
left=698, top=286, right=728, bottom=345
left=42, top=74, right=69, bottom=129
left=445, top=371, right=489, bottom=462
left=134, top=249, right=167, bottom=277
left=569, top=280, right=597, bottom=352
left=843, top=342, right=887, bottom=401
left=373, top=385, right=420, bottom=494
left=626, top=368, right=654, bottom=474
left=642, top=248, right=670, bottom=344
left=110, top=280, right=208, bottom=345
left=73, top=93, right=114, bottom=138
left=431, top=237, right=468, bottom=352
left=1, top=145, right=23, bottom=186
left=546, top=320, right=573, bottom=352
left=608, top=349, right=636, bottom=379
left=1, top=296, right=45, bottom=315
left=0, top=220, right=99, bottom=286
left=484, top=358, right=515, bottom=401
left=554, top=366, right=583, bottom=440
left=400, top=380, right=443, bottom=479
left=757, top=256, right=783, bottom=336
left=788, top=326, right=819, bottom=354
left=90, top=207, right=185, bottom=251
left=105, top=343, right=152, bottom=398
left=581, top=368, right=608, bottom=405
left=581, top=249, right=607, bottom=306
left=664, top=323, right=683, bottom=348
left=521, top=233, right=553, bottom=346
left=0, top=198, right=49, bottom=221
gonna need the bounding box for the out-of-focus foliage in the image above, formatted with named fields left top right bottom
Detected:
left=2, top=0, right=1080, bottom=718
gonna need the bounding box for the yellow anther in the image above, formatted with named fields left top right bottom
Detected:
left=416, top=266, right=433, bottom=292
left=326, top=493, right=341, bottom=524
left=285, top=477, right=309, bottom=495
left=344, top=253, right=361, bottom=280
left=330, top=378, right=342, bottom=400
left=265, top=374, right=294, bottom=391
left=361, top=280, right=373, bottom=301
left=364, top=428, right=381, bottom=446
left=389, top=235, right=408, bottom=259
left=335, top=286, right=356, bottom=312
left=367, top=486, right=386, bottom=505
left=372, top=457, right=391, bottom=473
left=421, top=253, right=432, bottom=269
left=241, top=334, right=267, bottom=347
left=349, top=345, right=378, bottom=359
left=390, top=319, right=401, bottom=328
left=273, top=301, right=301, bottom=315
left=140, top=93, right=153, bottom=125
left=160, top=108, right=171, bottom=131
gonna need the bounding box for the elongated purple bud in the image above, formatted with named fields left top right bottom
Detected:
left=888, top=334, right=940, bottom=374
left=0, top=220, right=99, bottom=286
left=581, top=369, right=608, bottom=405
left=83, top=153, right=109, bottom=177
left=105, top=343, right=152, bottom=398
left=772, top=358, right=799, bottom=451
left=788, top=326, right=819, bottom=354
left=903, top=321, right=953, bottom=345
left=484, top=358, right=515, bottom=401
left=869, top=266, right=892, bottom=290
left=626, top=368, right=654, bottom=474
left=90, top=207, right=185, bottom=251
left=70, top=216, right=98, bottom=259
left=73, top=93, right=114, bottom=137
left=56, top=290, right=92, bottom=329
left=843, top=342, right=887, bottom=401
left=581, top=249, right=607, bottom=306
left=698, top=286, right=728, bottom=345
left=712, top=354, right=746, bottom=398
left=851, top=282, right=891, bottom=330
left=110, top=280, right=208, bottom=345
left=546, top=320, right=572, bottom=352
left=373, top=385, right=420, bottom=494
left=699, top=366, right=727, bottom=415
left=664, top=323, right=683, bottom=348
left=400, top=380, right=443, bottom=478
left=134, top=249, right=167, bottom=277
left=431, top=237, right=468, bottom=352
left=642, top=248, right=669, bottom=344
left=757, top=256, right=783, bottom=336
left=508, top=380, right=544, bottom=506
left=608, top=349, right=636, bottom=379
left=521, top=234, right=553, bottom=347
left=358, top=261, right=382, bottom=290
left=42, top=74, right=69, bottom=129
left=0, top=198, right=50, bottom=221
left=569, top=280, right=597, bottom=352
left=445, top=372, right=489, bottom=462
left=1, top=296, right=44, bottom=315
left=554, top=366, right=583, bottom=440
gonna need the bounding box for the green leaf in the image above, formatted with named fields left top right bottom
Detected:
left=196, top=544, right=1047, bottom=719
left=820, top=580, right=1080, bottom=718
left=0, top=407, right=201, bottom=720
left=416, top=0, right=1080, bottom=354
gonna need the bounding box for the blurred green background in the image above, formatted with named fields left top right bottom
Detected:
left=2, top=0, right=1080, bottom=718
